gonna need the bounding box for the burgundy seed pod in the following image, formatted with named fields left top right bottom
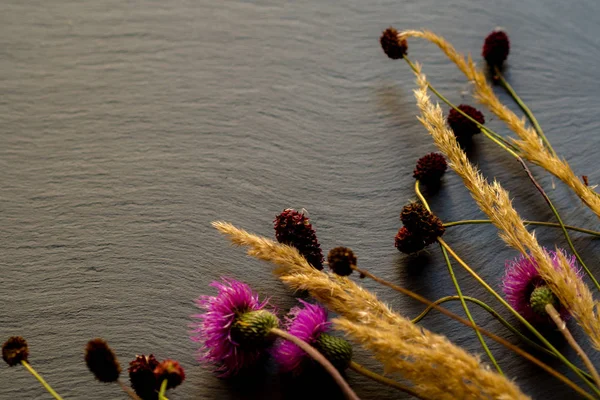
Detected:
left=327, top=247, right=357, bottom=276
left=129, top=354, right=160, bottom=400
left=413, top=153, right=448, bottom=184
left=447, top=105, right=485, bottom=140
left=2, top=336, right=29, bottom=367
left=400, top=202, right=445, bottom=245
left=483, top=30, right=510, bottom=68
left=380, top=27, right=408, bottom=60
left=274, top=209, right=324, bottom=269
left=85, top=339, right=121, bottom=383
left=394, top=227, right=425, bottom=254
left=154, top=360, right=185, bottom=390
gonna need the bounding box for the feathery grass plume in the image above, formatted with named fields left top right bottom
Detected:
left=412, top=63, right=600, bottom=349
left=398, top=29, right=600, bottom=220
left=212, top=221, right=529, bottom=399
left=334, top=318, right=528, bottom=400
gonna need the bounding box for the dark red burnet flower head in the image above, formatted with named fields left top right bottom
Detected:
left=327, top=247, right=357, bottom=277
left=85, top=339, right=121, bottom=383
left=154, top=360, right=185, bottom=390
left=400, top=202, right=445, bottom=245
left=2, top=336, right=29, bottom=366
left=394, top=227, right=425, bottom=254
left=129, top=354, right=160, bottom=400
left=274, top=209, right=324, bottom=269
left=483, top=29, right=510, bottom=68
left=413, top=153, right=447, bottom=184
left=380, top=27, right=408, bottom=60
left=447, top=105, right=485, bottom=141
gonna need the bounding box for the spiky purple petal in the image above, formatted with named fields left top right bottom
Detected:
left=191, top=278, right=274, bottom=376
left=273, top=300, right=329, bottom=374
left=502, top=249, right=582, bottom=324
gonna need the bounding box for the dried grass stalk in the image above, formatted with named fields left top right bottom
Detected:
left=213, top=221, right=529, bottom=399
left=412, top=63, right=600, bottom=350
left=334, top=318, right=527, bottom=400
left=400, top=29, right=600, bottom=220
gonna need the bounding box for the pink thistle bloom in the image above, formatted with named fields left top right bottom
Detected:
left=191, top=278, right=276, bottom=376
left=273, top=300, right=330, bottom=374
left=502, top=249, right=582, bottom=324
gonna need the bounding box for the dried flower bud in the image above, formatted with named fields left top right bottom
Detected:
left=154, top=360, right=185, bottom=390
left=483, top=30, right=510, bottom=68
left=529, top=286, right=560, bottom=316
left=400, top=202, right=445, bottom=245
left=380, top=27, right=408, bottom=60
left=85, top=338, right=121, bottom=383
left=394, top=227, right=425, bottom=254
left=274, top=209, right=324, bottom=269
left=230, top=310, right=279, bottom=348
left=413, top=153, right=447, bottom=184
left=129, top=354, right=160, bottom=400
left=327, top=247, right=356, bottom=276
left=447, top=105, right=485, bottom=141
left=314, top=333, right=353, bottom=371
left=2, top=336, right=29, bottom=366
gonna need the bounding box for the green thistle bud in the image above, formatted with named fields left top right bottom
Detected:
left=314, top=333, right=353, bottom=371
left=231, top=310, right=279, bottom=348
left=530, top=286, right=559, bottom=316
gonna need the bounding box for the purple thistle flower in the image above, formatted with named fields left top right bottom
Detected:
left=191, top=278, right=277, bottom=376
left=273, top=300, right=330, bottom=374
left=502, top=249, right=582, bottom=324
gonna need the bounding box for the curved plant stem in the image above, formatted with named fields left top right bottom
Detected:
left=444, top=219, right=600, bottom=237
left=411, top=295, right=545, bottom=351
left=158, top=379, right=168, bottom=400
left=411, top=294, right=595, bottom=383
left=437, top=238, right=600, bottom=397
left=416, top=181, right=503, bottom=375
left=403, top=56, right=519, bottom=153
left=270, top=328, right=360, bottom=400
left=403, top=55, right=600, bottom=293
left=119, top=380, right=143, bottom=400
left=493, top=66, right=557, bottom=158
left=349, top=361, right=427, bottom=399
left=546, top=303, right=600, bottom=389
left=20, top=361, right=63, bottom=400
left=350, top=265, right=594, bottom=399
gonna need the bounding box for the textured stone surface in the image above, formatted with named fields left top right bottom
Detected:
left=1, top=0, right=600, bottom=398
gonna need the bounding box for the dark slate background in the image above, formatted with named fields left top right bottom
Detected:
left=2, top=0, right=600, bottom=398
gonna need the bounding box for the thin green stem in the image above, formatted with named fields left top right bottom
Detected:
left=158, top=379, right=168, bottom=400
left=411, top=294, right=595, bottom=383
left=546, top=303, right=600, bottom=388
left=416, top=181, right=503, bottom=375
left=494, top=66, right=557, bottom=158
left=21, top=361, right=63, bottom=400
left=349, top=361, right=428, bottom=399
left=438, top=238, right=600, bottom=397
left=271, top=328, right=359, bottom=400
left=352, top=265, right=594, bottom=399
left=403, top=56, right=519, bottom=153
left=404, top=55, right=600, bottom=292
left=412, top=295, right=543, bottom=350
left=444, top=219, right=600, bottom=237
